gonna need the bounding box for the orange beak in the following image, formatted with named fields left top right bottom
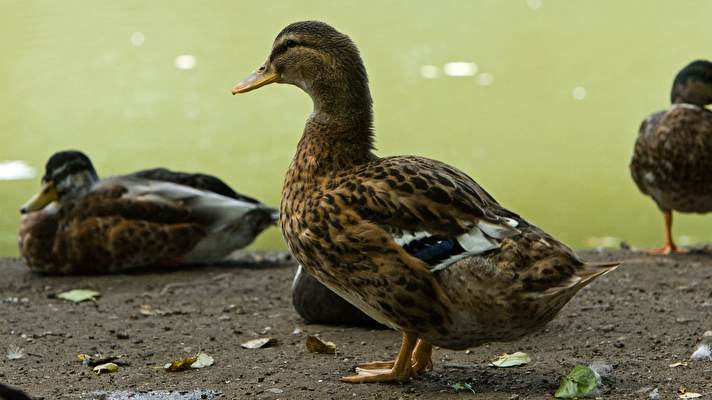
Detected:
left=232, top=67, right=280, bottom=94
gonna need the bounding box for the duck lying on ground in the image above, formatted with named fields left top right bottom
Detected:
left=233, top=21, right=619, bottom=383
left=19, top=150, right=278, bottom=274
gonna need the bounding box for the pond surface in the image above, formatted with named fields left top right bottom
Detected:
left=2, top=1, right=712, bottom=256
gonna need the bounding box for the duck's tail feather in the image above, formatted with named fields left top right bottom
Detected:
left=576, top=261, right=620, bottom=285
left=536, top=261, right=620, bottom=298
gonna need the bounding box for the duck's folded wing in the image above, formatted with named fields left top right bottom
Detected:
left=128, top=167, right=261, bottom=204
left=95, top=177, right=272, bottom=230
left=326, top=156, right=520, bottom=268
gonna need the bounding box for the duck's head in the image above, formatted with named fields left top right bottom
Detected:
left=671, top=60, right=712, bottom=106
left=20, top=150, right=99, bottom=214
left=232, top=21, right=372, bottom=120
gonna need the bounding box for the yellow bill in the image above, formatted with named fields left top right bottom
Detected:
left=20, top=181, right=58, bottom=214
left=232, top=68, right=279, bottom=94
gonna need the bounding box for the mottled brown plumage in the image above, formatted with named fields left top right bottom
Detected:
left=631, top=60, right=712, bottom=254
left=233, top=21, right=618, bottom=383
left=19, top=151, right=278, bottom=274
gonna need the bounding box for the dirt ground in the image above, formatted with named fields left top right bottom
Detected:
left=1, top=249, right=712, bottom=399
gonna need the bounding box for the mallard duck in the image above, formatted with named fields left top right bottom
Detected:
left=233, top=21, right=618, bottom=383
left=18, top=150, right=278, bottom=274
left=631, top=60, right=712, bottom=254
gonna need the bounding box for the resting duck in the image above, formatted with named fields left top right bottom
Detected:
left=18, top=150, right=278, bottom=274
left=630, top=60, right=712, bottom=254
left=233, top=21, right=618, bottom=383
left=292, top=265, right=381, bottom=326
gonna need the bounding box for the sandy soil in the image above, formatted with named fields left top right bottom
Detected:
left=1, top=250, right=712, bottom=399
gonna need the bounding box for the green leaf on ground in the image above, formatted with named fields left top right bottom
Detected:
left=554, top=365, right=598, bottom=398
left=57, top=289, right=100, bottom=303
left=452, top=383, right=475, bottom=393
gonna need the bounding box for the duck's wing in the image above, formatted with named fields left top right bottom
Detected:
left=631, top=105, right=712, bottom=205
left=54, top=184, right=206, bottom=272
left=630, top=109, right=666, bottom=196
left=128, top=167, right=261, bottom=204
left=325, top=156, right=520, bottom=270
left=96, top=176, right=275, bottom=230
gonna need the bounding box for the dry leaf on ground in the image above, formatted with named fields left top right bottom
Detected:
left=305, top=335, right=336, bottom=354
left=489, top=352, right=531, bottom=368
left=240, top=338, right=277, bottom=349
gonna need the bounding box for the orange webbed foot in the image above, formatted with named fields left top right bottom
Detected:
left=648, top=245, right=688, bottom=255
left=342, top=332, right=419, bottom=384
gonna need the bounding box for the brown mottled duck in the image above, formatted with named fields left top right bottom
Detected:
left=631, top=60, right=712, bottom=254
left=19, top=150, right=278, bottom=274
left=233, top=21, right=618, bottom=383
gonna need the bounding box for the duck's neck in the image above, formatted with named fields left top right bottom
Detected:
left=292, top=77, right=376, bottom=177
left=57, top=170, right=99, bottom=201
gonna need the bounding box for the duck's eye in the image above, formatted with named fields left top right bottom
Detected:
left=285, top=39, right=298, bottom=48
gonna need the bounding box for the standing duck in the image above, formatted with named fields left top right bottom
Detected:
left=630, top=60, right=712, bottom=254
left=19, top=150, right=278, bottom=274
left=233, top=21, right=618, bottom=383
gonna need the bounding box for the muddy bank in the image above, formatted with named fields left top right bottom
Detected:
left=1, top=250, right=712, bottom=399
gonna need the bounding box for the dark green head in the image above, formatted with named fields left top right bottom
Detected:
left=20, top=150, right=99, bottom=214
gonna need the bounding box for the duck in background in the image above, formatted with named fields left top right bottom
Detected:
left=233, top=21, right=618, bottom=383
left=18, top=150, right=278, bottom=274
left=631, top=60, right=712, bottom=254
left=292, top=265, right=381, bottom=326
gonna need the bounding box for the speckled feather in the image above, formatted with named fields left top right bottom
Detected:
left=19, top=153, right=278, bottom=274
left=631, top=104, right=712, bottom=212
left=241, top=20, right=618, bottom=354
left=280, top=91, right=613, bottom=348
left=19, top=186, right=205, bottom=274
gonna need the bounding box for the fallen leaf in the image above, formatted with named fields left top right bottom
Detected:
left=164, top=352, right=214, bottom=371
left=6, top=345, right=24, bottom=360
left=57, top=289, right=100, bottom=303
left=554, top=365, right=599, bottom=398
left=489, top=352, right=531, bottom=368
left=669, top=362, right=688, bottom=368
left=190, top=352, right=214, bottom=369
left=139, top=304, right=165, bottom=316
left=164, top=355, right=197, bottom=372
left=305, top=335, right=336, bottom=354
left=93, top=362, right=118, bottom=374
left=679, top=393, right=702, bottom=399
left=452, top=383, right=475, bottom=393
left=78, top=353, right=124, bottom=367
left=240, top=338, right=277, bottom=349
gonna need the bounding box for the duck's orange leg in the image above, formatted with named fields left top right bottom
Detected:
left=649, top=210, right=688, bottom=255
left=354, top=338, right=433, bottom=375
left=410, top=339, right=433, bottom=374
left=342, top=332, right=417, bottom=383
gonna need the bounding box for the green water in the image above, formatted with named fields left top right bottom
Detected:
left=2, top=1, right=712, bottom=256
